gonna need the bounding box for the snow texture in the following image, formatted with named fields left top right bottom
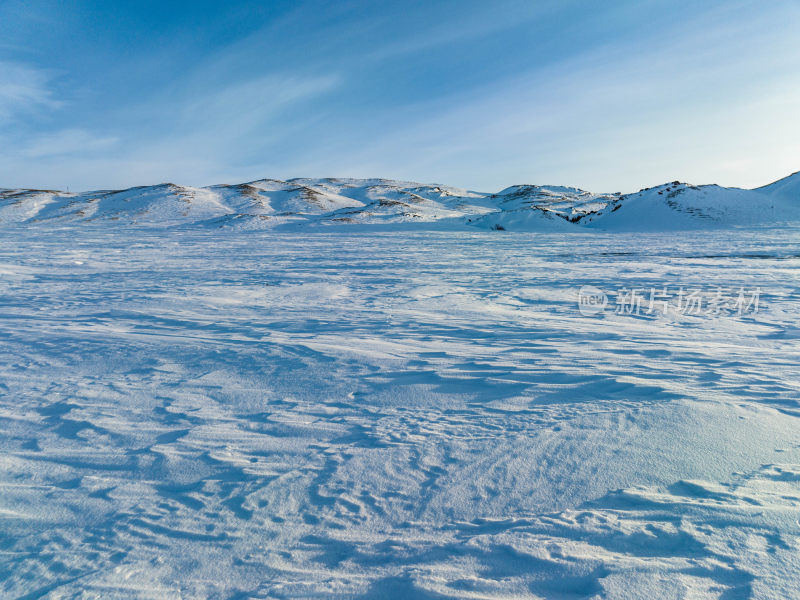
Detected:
left=1, top=174, right=800, bottom=598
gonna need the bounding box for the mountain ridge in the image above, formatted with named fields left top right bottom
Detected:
left=2, top=171, right=798, bottom=231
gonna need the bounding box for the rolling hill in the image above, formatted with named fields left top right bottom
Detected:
left=2, top=171, right=798, bottom=231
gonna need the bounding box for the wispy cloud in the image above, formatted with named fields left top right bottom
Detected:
left=0, top=61, right=60, bottom=124
left=18, top=128, right=118, bottom=158
left=179, top=73, right=340, bottom=133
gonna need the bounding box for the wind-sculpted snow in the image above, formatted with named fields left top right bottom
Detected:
left=1, top=228, right=800, bottom=598
left=2, top=171, right=798, bottom=231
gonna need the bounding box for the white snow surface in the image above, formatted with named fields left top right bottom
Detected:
left=3, top=171, right=799, bottom=231
left=1, top=223, right=800, bottom=598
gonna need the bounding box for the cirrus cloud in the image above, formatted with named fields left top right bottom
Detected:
left=0, top=61, right=60, bottom=124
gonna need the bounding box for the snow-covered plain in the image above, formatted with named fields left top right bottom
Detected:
left=2, top=223, right=800, bottom=599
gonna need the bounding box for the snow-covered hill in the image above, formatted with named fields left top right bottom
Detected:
left=753, top=170, right=800, bottom=201
left=2, top=171, right=799, bottom=230
left=582, top=179, right=800, bottom=230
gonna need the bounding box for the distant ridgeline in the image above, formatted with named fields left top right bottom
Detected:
left=2, top=172, right=799, bottom=231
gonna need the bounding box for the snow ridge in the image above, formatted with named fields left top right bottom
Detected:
left=2, top=171, right=799, bottom=230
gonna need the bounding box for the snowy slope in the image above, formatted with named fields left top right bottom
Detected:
left=470, top=184, right=619, bottom=231
left=0, top=179, right=493, bottom=229
left=0, top=188, right=74, bottom=224
left=2, top=171, right=800, bottom=230
left=583, top=181, right=800, bottom=230
left=0, top=184, right=230, bottom=227
left=754, top=170, right=800, bottom=202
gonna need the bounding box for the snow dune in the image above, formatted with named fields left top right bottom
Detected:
left=1, top=227, right=799, bottom=598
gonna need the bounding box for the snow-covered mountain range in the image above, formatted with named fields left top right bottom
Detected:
left=2, top=171, right=799, bottom=230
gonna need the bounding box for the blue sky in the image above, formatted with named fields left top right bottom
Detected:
left=2, top=0, right=799, bottom=192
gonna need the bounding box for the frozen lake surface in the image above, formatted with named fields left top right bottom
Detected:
left=1, top=228, right=800, bottom=598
